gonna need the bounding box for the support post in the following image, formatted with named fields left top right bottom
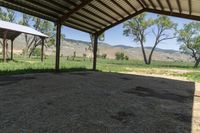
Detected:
left=3, top=31, right=8, bottom=62
left=93, top=33, right=98, bottom=71
left=11, top=39, right=14, bottom=60
left=41, top=37, right=45, bottom=62
left=55, top=22, right=61, bottom=71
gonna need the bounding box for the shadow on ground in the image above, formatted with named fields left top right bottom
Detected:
left=0, top=71, right=196, bottom=133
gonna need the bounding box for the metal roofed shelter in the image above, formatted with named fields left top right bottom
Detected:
left=1, top=0, right=200, bottom=71
left=0, top=20, right=48, bottom=62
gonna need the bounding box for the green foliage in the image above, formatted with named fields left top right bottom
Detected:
left=177, top=22, right=200, bottom=67
left=123, top=13, right=177, bottom=65
left=115, top=52, right=126, bottom=60
left=98, top=54, right=107, bottom=59
left=31, top=48, right=41, bottom=57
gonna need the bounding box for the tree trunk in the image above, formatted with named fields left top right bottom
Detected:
left=140, top=42, right=148, bottom=64
left=148, top=43, right=157, bottom=65
left=194, top=58, right=200, bottom=68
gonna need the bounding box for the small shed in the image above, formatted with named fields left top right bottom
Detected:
left=0, top=20, right=48, bottom=62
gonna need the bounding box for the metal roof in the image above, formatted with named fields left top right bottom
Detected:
left=0, top=0, right=200, bottom=34
left=0, top=20, right=48, bottom=40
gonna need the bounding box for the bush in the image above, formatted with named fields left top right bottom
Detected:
left=115, top=52, right=129, bottom=60
left=115, top=52, right=125, bottom=60
left=97, top=54, right=107, bottom=59
left=125, top=55, right=129, bottom=60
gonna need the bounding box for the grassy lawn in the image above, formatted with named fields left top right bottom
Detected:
left=0, top=56, right=199, bottom=82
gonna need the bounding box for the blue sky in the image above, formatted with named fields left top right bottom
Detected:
left=3, top=7, right=194, bottom=51
left=63, top=13, right=194, bottom=51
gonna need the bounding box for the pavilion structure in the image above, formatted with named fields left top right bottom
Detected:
left=0, top=20, right=48, bottom=62
left=0, top=0, right=200, bottom=71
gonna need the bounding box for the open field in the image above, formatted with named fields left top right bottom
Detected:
left=0, top=56, right=199, bottom=82
left=0, top=71, right=200, bottom=133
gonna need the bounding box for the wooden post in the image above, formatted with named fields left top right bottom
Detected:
left=3, top=31, right=8, bottom=62
left=93, top=33, right=98, bottom=71
left=55, top=22, right=61, bottom=71
left=11, top=39, right=14, bottom=60
left=41, top=37, right=44, bottom=62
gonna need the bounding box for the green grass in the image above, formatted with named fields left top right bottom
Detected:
left=0, top=56, right=199, bottom=82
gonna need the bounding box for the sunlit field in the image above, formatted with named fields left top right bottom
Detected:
left=0, top=56, right=199, bottom=82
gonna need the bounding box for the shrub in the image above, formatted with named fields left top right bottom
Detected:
left=97, top=54, right=107, bottom=59
left=125, top=55, right=129, bottom=60
left=115, top=52, right=125, bottom=60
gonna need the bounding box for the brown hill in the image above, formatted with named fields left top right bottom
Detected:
left=1, top=35, right=192, bottom=62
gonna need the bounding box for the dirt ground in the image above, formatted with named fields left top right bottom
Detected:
left=0, top=71, right=199, bottom=133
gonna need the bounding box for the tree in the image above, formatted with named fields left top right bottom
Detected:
left=177, top=22, right=200, bottom=68
left=0, top=7, right=16, bottom=59
left=123, top=13, right=153, bottom=64
left=18, top=14, right=33, bottom=57
left=148, top=15, right=177, bottom=64
left=123, top=13, right=176, bottom=64
left=88, top=33, right=104, bottom=55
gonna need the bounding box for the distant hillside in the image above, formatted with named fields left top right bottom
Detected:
left=3, top=35, right=192, bottom=62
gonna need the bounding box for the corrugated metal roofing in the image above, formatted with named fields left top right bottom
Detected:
left=0, top=0, right=200, bottom=34
left=0, top=20, right=48, bottom=40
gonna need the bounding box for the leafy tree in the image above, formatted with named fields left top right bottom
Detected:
left=18, top=14, right=34, bottom=57
left=177, top=22, right=200, bottom=68
left=123, top=13, right=176, bottom=64
left=148, top=15, right=177, bottom=64
left=0, top=7, right=16, bottom=58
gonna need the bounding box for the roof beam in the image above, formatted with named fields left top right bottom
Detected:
left=176, top=0, right=182, bottom=13
left=81, top=8, right=112, bottom=24
left=2, top=0, right=58, bottom=20
left=46, top=0, right=106, bottom=27
left=98, top=9, right=145, bottom=35
left=70, top=16, right=101, bottom=29
left=189, top=0, right=192, bottom=15
left=149, top=0, right=156, bottom=9
left=26, top=0, right=64, bottom=15
left=60, top=0, right=93, bottom=24
left=124, top=0, right=137, bottom=12
left=97, top=0, right=124, bottom=18
left=110, top=0, right=131, bottom=15
left=156, top=0, right=164, bottom=10
left=88, top=3, right=118, bottom=21
left=146, top=8, right=200, bottom=21
left=136, top=0, right=145, bottom=8
left=140, top=0, right=149, bottom=8
left=166, top=0, right=173, bottom=13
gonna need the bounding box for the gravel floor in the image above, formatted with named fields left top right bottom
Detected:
left=0, top=71, right=197, bottom=133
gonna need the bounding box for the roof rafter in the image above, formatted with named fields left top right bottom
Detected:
left=146, top=8, right=200, bottom=21
left=97, top=0, right=124, bottom=18
left=149, top=0, right=156, bottom=9
left=176, top=0, right=182, bottom=13
left=2, top=0, right=59, bottom=19
left=156, top=0, right=164, bottom=10
left=136, top=0, right=145, bottom=8
left=166, top=0, right=173, bottom=13
left=110, top=0, right=131, bottom=15
left=81, top=8, right=112, bottom=24
left=98, top=9, right=145, bottom=35
left=124, top=0, right=137, bottom=12
left=60, top=0, right=93, bottom=24
left=88, top=3, right=118, bottom=21
left=140, top=0, right=149, bottom=8
left=189, top=0, right=192, bottom=15
left=26, top=0, right=64, bottom=15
